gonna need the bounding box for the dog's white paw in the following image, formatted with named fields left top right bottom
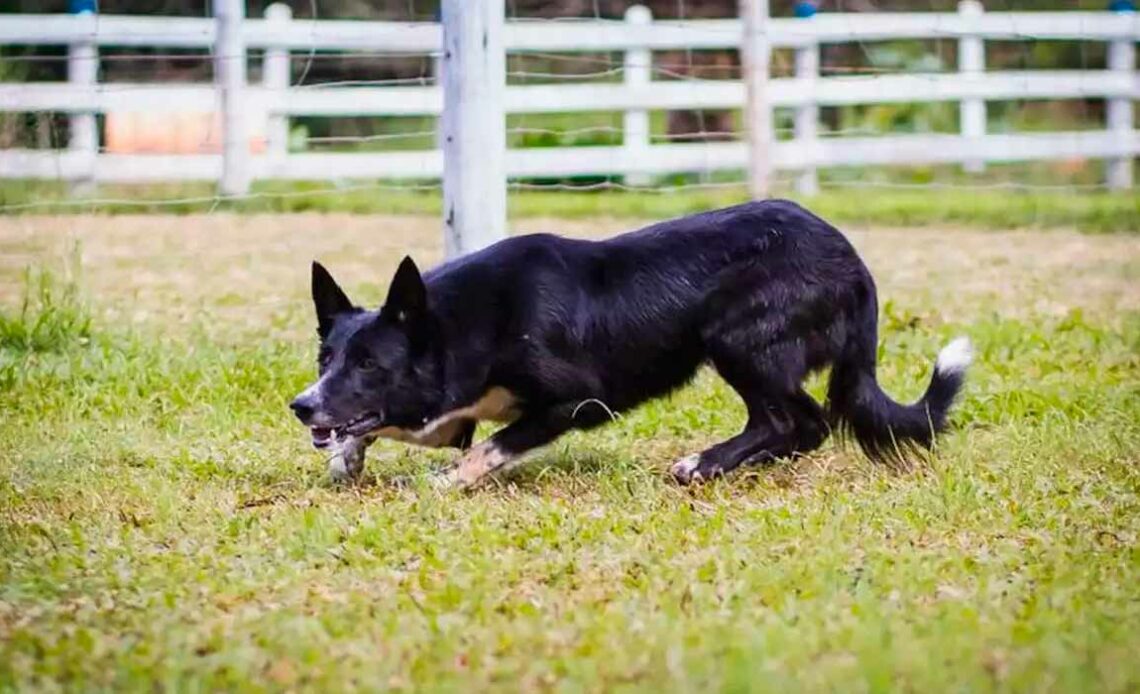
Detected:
left=327, top=453, right=354, bottom=483
left=670, top=454, right=703, bottom=485
left=327, top=435, right=368, bottom=484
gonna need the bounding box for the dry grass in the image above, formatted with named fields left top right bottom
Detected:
left=1, top=214, right=1137, bottom=338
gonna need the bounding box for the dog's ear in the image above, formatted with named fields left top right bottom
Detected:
left=381, top=256, right=427, bottom=325
left=311, top=261, right=353, bottom=339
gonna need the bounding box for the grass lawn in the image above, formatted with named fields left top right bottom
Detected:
left=1, top=213, right=1138, bottom=691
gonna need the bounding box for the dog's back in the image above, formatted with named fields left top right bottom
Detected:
left=423, top=200, right=866, bottom=406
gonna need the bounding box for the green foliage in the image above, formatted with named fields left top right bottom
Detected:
left=0, top=259, right=91, bottom=354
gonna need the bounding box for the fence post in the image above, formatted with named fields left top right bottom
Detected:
left=958, top=0, right=985, bottom=173
left=216, top=0, right=250, bottom=195
left=68, top=3, right=98, bottom=196
left=740, top=0, right=772, bottom=199
left=1107, top=26, right=1135, bottom=189
left=263, top=3, right=292, bottom=163
left=441, top=0, right=507, bottom=258
left=794, top=39, right=819, bottom=196
left=623, top=5, right=652, bottom=188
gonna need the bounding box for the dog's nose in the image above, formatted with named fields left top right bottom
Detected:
left=289, top=397, right=315, bottom=423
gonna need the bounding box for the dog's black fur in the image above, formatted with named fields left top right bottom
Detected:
left=291, top=200, right=969, bottom=486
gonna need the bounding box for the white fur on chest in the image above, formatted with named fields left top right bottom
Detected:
left=372, top=387, right=518, bottom=448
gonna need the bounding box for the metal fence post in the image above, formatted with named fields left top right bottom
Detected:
left=1107, top=22, right=1135, bottom=189
left=441, top=0, right=507, bottom=259
left=68, top=3, right=97, bottom=196
left=794, top=37, right=820, bottom=195
left=623, top=5, right=652, bottom=188
left=264, top=3, right=292, bottom=163
left=216, top=0, right=250, bottom=195
left=740, top=0, right=772, bottom=199
left=958, top=0, right=986, bottom=173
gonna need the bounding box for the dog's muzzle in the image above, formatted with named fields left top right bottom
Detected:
left=290, top=391, right=333, bottom=448
left=290, top=391, right=383, bottom=449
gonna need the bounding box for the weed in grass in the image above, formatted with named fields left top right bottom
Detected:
left=0, top=261, right=91, bottom=355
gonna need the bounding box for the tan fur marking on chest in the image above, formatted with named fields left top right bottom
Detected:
left=372, top=387, right=519, bottom=448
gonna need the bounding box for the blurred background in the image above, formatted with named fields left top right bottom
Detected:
left=0, top=0, right=1134, bottom=210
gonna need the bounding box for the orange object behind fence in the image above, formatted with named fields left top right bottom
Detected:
left=104, top=112, right=267, bottom=154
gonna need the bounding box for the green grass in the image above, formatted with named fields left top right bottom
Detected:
left=0, top=256, right=90, bottom=355
left=1, top=180, right=1138, bottom=233
left=1, top=221, right=1139, bottom=691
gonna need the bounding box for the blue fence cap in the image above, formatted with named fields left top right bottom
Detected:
left=793, top=0, right=818, bottom=18
left=69, top=0, right=97, bottom=13
left=1108, top=0, right=1135, bottom=11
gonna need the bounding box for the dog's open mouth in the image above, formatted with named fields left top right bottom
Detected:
left=310, top=427, right=335, bottom=449
left=309, top=412, right=383, bottom=448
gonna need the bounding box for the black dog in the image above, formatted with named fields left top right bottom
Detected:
left=290, top=200, right=971, bottom=488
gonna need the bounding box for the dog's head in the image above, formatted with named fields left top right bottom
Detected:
left=290, top=258, right=444, bottom=448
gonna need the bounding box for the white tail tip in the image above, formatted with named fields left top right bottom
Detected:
left=936, top=336, right=973, bottom=376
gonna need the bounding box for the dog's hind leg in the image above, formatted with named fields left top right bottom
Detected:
left=671, top=396, right=782, bottom=484
left=673, top=331, right=829, bottom=484
left=671, top=390, right=827, bottom=484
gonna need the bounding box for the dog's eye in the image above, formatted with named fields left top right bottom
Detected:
left=318, top=348, right=333, bottom=368
left=359, top=357, right=379, bottom=372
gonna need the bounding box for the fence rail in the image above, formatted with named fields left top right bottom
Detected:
left=2, top=10, right=1137, bottom=50
left=1, top=3, right=1137, bottom=192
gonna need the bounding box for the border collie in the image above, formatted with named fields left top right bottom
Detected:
left=290, top=200, right=971, bottom=488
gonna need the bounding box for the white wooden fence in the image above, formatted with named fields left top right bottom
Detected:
left=1, top=3, right=1137, bottom=193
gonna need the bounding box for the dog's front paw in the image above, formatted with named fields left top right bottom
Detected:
left=670, top=454, right=704, bottom=485
left=327, top=453, right=360, bottom=484
left=327, top=435, right=369, bottom=484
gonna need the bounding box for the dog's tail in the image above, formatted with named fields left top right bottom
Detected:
left=827, top=293, right=972, bottom=461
